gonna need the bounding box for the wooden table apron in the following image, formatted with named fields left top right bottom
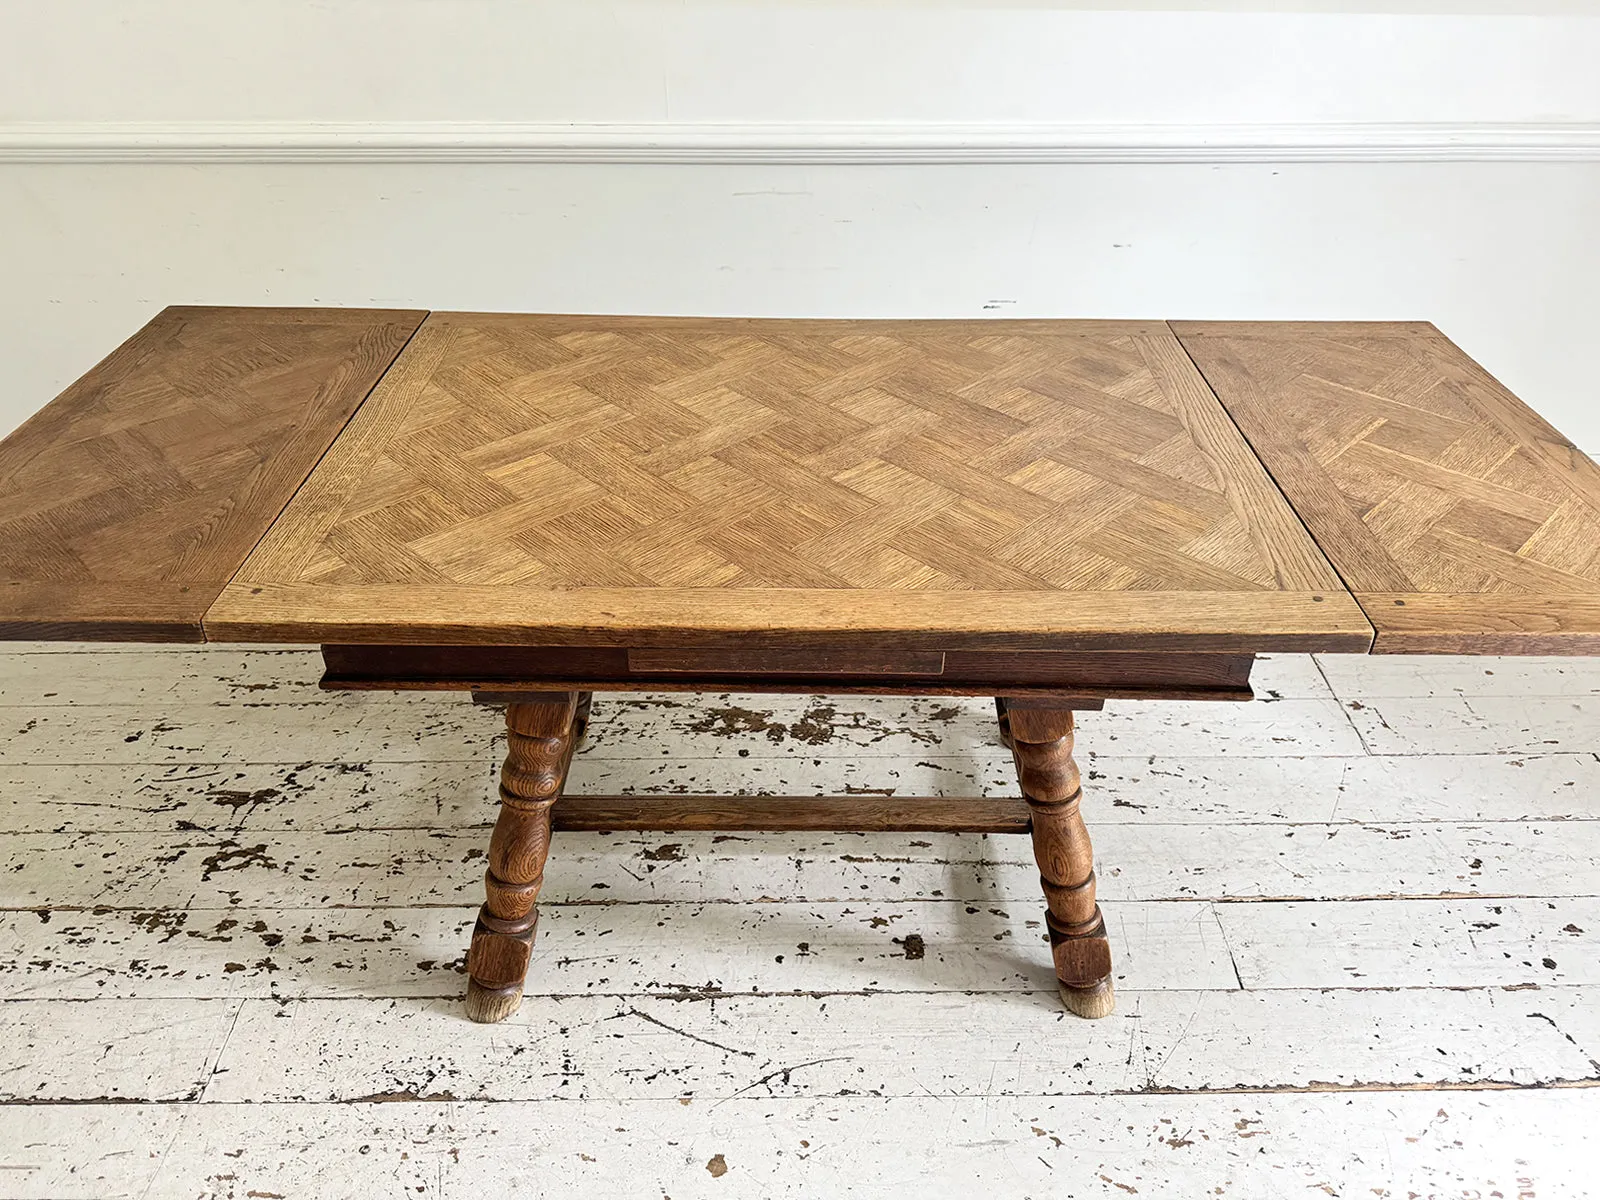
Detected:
left=8, top=309, right=1600, bottom=1025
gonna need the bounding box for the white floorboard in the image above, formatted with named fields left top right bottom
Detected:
left=3, top=818, right=1597, bottom=911
left=0, top=1093, right=1593, bottom=1200
left=11, top=985, right=1585, bottom=1106
left=1, top=646, right=1597, bottom=1198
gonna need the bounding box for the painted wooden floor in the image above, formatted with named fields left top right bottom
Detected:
left=0, top=647, right=1596, bottom=1199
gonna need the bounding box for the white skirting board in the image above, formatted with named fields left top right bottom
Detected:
left=4, top=120, right=1600, bottom=163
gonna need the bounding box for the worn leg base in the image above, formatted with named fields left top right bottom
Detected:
left=1058, top=977, right=1116, bottom=1019
left=1050, top=918, right=1116, bottom=1018
left=463, top=910, right=537, bottom=1024
left=464, top=978, right=525, bottom=1024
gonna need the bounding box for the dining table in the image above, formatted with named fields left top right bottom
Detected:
left=4, top=308, right=1596, bottom=1022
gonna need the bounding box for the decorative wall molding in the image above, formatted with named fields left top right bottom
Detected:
left=3, top=121, right=1600, bottom=165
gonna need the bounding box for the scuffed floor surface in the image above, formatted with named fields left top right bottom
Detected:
left=0, top=646, right=1596, bottom=1198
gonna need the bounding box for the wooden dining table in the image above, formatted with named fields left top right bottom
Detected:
left=4, top=308, right=1598, bottom=1022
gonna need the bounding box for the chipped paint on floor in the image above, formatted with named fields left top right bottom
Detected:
left=0, top=648, right=1597, bottom=1198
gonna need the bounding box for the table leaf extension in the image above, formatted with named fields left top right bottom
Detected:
left=1176, top=321, right=1600, bottom=652
left=0, top=306, right=425, bottom=640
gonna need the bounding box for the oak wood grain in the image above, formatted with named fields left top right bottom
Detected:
left=626, top=648, right=948, bottom=675
left=463, top=684, right=1115, bottom=706
left=207, top=313, right=1370, bottom=652
left=1006, top=704, right=1115, bottom=1017
left=464, top=692, right=579, bottom=1023
left=1355, top=595, right=1600, bottom=654
left=1174, top=321, right=1600, bottom=654
left=216, top=586, right=1368, bottom=653
left=0, top=306, right=425, bottom=640
left=320, top=643, right=1256, bottom=701
left=547, top=793, right=1034, bottom=833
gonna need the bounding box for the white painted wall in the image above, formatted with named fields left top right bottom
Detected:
left=3, top=2, right=1599, bottom=446
left=6, top=2, right=1600, bottom=126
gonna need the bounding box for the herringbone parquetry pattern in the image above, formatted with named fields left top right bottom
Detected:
left=243, top=315, right=1344, bottom=595
left=1177, top=328, right=1600, bottom=597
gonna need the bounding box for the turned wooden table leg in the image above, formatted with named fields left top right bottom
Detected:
left=1004, top=702, right=1115, bottom=1018
left=464, top=691, right=580, bottom=1024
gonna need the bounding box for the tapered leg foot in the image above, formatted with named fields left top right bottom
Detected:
left=463, top=692, right=579, bottom=1024
left=1005, top=702, right=1115, bottom=1018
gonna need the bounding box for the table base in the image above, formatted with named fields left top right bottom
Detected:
left=460, top=690, right=1114, bottom=1024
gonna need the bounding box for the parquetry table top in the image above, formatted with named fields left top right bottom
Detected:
left=7, top=308, right=1600, bottom=654
left=205, top=314, right=1369, bottom=651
